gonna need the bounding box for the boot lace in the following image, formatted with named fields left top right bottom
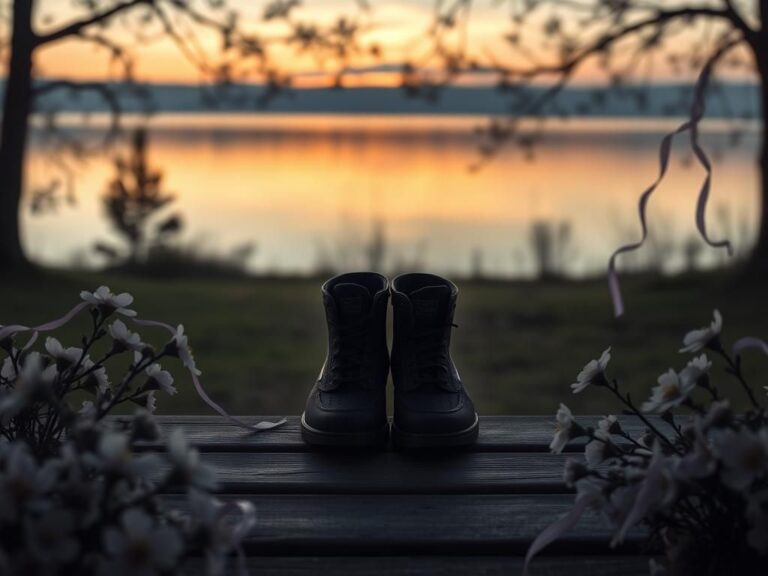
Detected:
left=328, top=320, right=369, bottom=384
left=409, top=323, right=457, bottom=387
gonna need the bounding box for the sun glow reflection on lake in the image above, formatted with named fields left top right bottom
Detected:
left=24, top=114, right=760, bottom=277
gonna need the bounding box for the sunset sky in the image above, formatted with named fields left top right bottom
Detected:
left=24, top=0, right=756, bottom=88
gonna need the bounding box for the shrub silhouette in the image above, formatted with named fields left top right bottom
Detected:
left=97, top=128, right=183, bottom=265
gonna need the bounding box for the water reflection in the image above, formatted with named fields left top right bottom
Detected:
left=24, top=114, right=760, bottom=276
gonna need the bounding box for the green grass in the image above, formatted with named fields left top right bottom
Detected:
left=1, top=269, right=765, bottom=416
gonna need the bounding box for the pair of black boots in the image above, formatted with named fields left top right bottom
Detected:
left=301, top=272, right=478, bottom=449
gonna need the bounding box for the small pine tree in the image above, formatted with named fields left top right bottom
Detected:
left=98, top=129, right=183, bottom=264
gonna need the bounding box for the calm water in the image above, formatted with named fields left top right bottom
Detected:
left=24, top=114, right=761, bottom=277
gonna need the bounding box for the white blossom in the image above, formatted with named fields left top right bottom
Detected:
left=91, top=366, right=111, bottom=394
left=93, top=432, right=161, bottom=479
left=82, top=358, right=110, bottom=394
left=713, top=428, right=768, bottom=491
left=0, top=352, right=57, bottom=420
left=186, top=490, right=255, bottom=576
left=679, top=354, right=711, bottom=388
left=549, top=403, right=578, bottom=453
left=702, top=400, right=732, bottom=430
left=145, top=364, right=176, bottom=396
left=641, top=369, right=696, bottom=413
left=571, top=348, right=611, bottom=393
left=0, top=443, right=57, bottom=521
left=187, top=488, right=223, bottom=530
left=45, top=337, right=83, bottom=366
left=676, top=421, right=716, bottom=480
left=102, top=508, right=184, bottom=575
left=613, top=447, right=677, bottom=547
left=563, top=458, right=588, bottom=487
left=20, top=351, right=58, bottom=386
left=585, top=429, right=611, bottom=467
left=168, top=428, right=217, bottom=490
left=109, top=320, right=143, bottom=351
left=131, top=409, right=160, bottom=441
left=170, top=325, right=201, bottom=376
left=25, top=509, right=80, bottom=564
left=1, top=357, right=16, bottom=380
left=131, top=390, right=159, bottom=414
left=80, top=286, right=136, bottom=317
left=598, top=415, right=622, bottom=435
left=679, top=310, right=722, bottom=353
left=601, top=482, right=639, bottom=531
left=187, top=490, right=230, bottom=554
left=79, top=400, right=98, bottom=420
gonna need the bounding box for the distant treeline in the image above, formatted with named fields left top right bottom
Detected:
left=11, top=81, right=760, bottom=118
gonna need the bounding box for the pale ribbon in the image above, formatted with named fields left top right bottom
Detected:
left=218, top=499, right=257, bottom=576
left=0, top=302, right=285, bottom=432
left=0, top=302, right=90, bottom=343
left=733, top=336, right=768, bottom=359
left=608, top=41, right=737, bottom=317
left=523, top=491, right=599, bottom=576
left=133, top=318, right=286, bottom=432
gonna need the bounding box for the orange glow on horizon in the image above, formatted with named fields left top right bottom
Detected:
left=27, top=1, right=742, bottom=88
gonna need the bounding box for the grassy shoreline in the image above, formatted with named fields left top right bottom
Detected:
left=1, top=269, right=765, bottom=415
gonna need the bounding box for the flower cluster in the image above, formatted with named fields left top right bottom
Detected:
left=0, top=421, right=255, bottom=575
left=0, top=287, right=270, bottom=575
left=528, top=310, right=768, bottom=576
left=0, top=288, right=195, bottom=453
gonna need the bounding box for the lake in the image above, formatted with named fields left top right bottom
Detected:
left=24, top=113, right=761, bottom=277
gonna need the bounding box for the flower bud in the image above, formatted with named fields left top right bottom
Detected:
left=703, top=400, right=732, bottom=429
left=563, top=458, right=589, bottom=487
left=132, top=409, right=160, bottom=441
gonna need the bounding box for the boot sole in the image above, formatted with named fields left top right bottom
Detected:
left=391, top=413, right=480, bottom=450
left=300, top=413, right=390, bottom=448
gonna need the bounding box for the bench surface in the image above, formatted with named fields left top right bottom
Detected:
left=152, top=415, right=651, bottom=576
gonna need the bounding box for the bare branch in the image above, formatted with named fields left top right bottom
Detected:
left=33, top=80, right=123, bottom=142
left=36, top=0, right=151, bottom=46
left=78, top=33, right=136, bottom=80
left=494, top=7, right=743, bottom=80
left=720, top=0, right=757, bottom=41
left=151, top=3, right=215, bottom=75
left=464, top=5, right=752, bottom=169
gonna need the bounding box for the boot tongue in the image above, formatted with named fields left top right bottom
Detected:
left=410, top=285, right=450, bottom=326
left=332, top=283, right=372, bottom=322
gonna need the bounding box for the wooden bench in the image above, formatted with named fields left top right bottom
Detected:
left=151, top=415, right=651, bottom=575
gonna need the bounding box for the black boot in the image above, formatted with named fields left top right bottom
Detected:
left=301, top=272, right=390, bottom=447
left=390, top=273, right=479, bottom=448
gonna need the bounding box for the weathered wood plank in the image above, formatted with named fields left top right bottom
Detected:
left=170, top=494, right=644, bottom=554
left=139, top=415, right=658, bottom=453
left=185, top=451, right=572, bottom=494
left=185, top=556, right=652, bottom=576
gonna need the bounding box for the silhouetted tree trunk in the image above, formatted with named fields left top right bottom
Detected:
left=0, top=0, right=34, bottom=270
left=750, top=6, right=768, bottom=276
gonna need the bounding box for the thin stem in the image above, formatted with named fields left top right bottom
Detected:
left=98, top=351, right=166, bottom=417
left=619, top=430, right=651, bottom=452
left=715, top=344, right=760, bottom=410
left=39, top=313, right=105, bottom=447
left=607, top=379, right=678, bottom=453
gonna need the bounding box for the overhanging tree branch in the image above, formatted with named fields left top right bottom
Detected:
left=33, top=80, right=124, bottom=140
left=36, top=0, right=151, bottom=46
left=493, top=7, right=744, bottom=80
left=78, top=33, right=136, bottom=79
left=470, top=9, right=748, bottom=154
left=720, top=0, right=757, bottom=43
